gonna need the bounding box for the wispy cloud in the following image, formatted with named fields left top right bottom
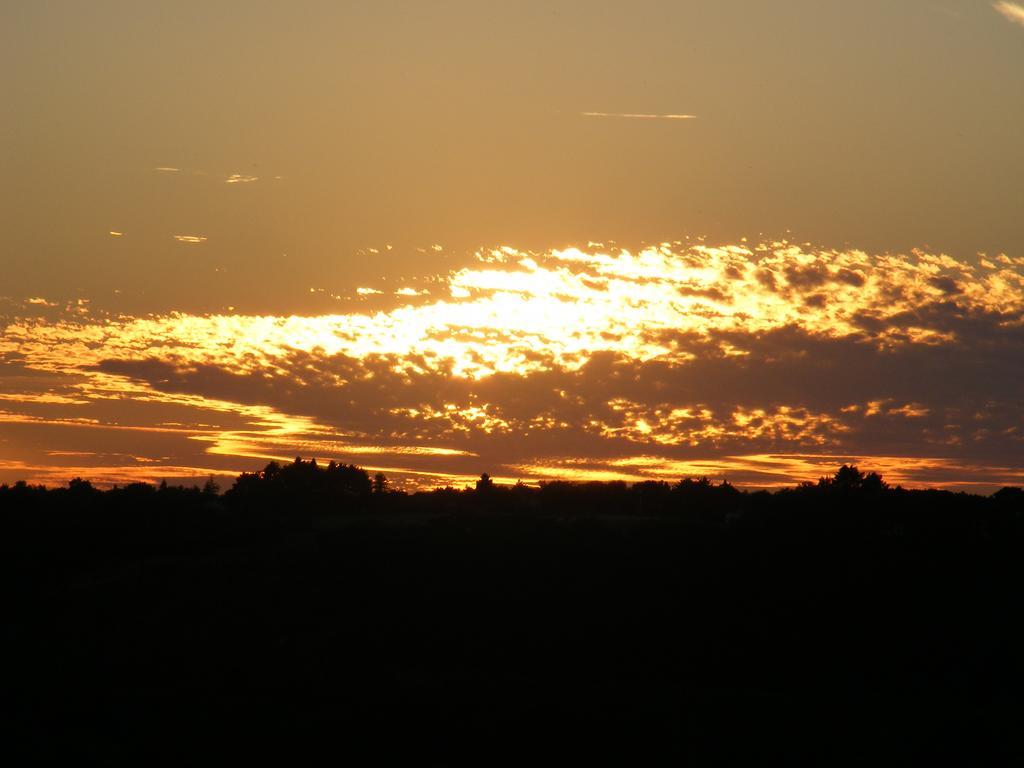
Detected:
left=581, top=111, right=698, bottom=120
left=994, top=1, right=1024, bottom=26
left=155, top=167, right=266, bottom=183
left=173, top=235, right=207, bottom=244
left=0, top=392, right=89, bottom=405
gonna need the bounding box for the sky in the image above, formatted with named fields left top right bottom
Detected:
left=2, top=1, right=1023, bottom=491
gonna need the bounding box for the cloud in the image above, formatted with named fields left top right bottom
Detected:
left=994, top=1, right=1024, bottom=26
left=173, top=235, right=208, bottom=244
left=581, top=112, right=698, bottom=120
left=0, top=392, right=88, bottom=405
left=3, top=241, right=1023, bottom=489
left=0, top=458, right=242, bottom=489
left=509, top=453, right=1024, bottom=491
left=154, top=167, right=266, bottom=184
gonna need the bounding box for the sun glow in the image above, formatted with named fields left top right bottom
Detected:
left=7, top=243, right=1020, bottom=378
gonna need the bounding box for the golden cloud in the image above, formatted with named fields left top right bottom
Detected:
left=994, top=1, right=1024, bottom=27
left=2, top=241, right=1022, bottom=489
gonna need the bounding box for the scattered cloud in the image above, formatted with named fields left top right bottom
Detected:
left=225, top=174, right=259, bottom=184
left=153, top=166, right=180, bottom=172
left=581, top=112, right=698, bottom=120
left=173, top=235, right=208, bottom=244
left=2, top=241, right=1023, bottom=490
left=994, top=1, right=1024, bottom=26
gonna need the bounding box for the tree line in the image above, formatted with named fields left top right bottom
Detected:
left=2, top=458, right=1021, bottom=528
left=7, top=458, right=1024, bottom=764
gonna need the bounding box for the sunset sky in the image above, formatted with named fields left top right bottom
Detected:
left=2, top=1, right=1023, bottom=490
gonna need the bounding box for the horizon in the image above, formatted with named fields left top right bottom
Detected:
left=3, top=457, right=1021, bottom=498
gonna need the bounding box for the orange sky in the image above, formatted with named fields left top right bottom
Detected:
left=2, top=2, right=1023, bottom=490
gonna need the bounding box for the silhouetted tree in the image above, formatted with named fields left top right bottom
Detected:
left=202, top=475, right=221, bottom=497
left=831, top=464, right=865, bottom=490
left=68, top=477, right=95, bottom=495
left=862, top=471, right=888, bottom=494
left=223, top=458, right=370, bottom=515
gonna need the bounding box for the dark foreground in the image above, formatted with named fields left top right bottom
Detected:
left=5, top=468, right=1024, bottom=765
